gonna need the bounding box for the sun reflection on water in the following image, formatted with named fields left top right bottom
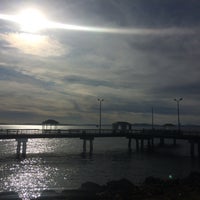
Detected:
left=0, top=138, right=82, bottom=199
left=2, top=158, right=59, bottom=200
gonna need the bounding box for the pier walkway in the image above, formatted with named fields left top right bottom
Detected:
left=0, top=129, right=200, bottom=158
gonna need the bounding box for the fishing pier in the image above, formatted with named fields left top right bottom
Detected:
left=1, top=128, right=200, bottom=158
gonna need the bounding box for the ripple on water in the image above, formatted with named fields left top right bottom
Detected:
left=0, top=157, right=59, bottom=199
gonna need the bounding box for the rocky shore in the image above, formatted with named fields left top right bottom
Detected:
left=2, top=172, right=200, bottom=200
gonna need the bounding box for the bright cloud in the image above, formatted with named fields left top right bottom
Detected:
left=0, top=33, right=67, bottom=57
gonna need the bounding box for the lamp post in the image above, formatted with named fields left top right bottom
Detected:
left=174, top=98, right=183, bottom=132
left=98, top=98, right=104, bottom=133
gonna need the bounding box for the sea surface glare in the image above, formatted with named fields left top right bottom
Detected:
left=0, top=125, right=200, bottom=200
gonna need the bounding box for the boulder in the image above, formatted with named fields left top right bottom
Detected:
left=36, top=190, right=64, bottom=200
left=80, top=181, right=103, bottom=192
left=106, top=179, right=135, bottom=191
left=0, top=191, right=21, bottom=200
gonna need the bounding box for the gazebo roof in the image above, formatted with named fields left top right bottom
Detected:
left=112, top=121, right=132, bottom=126
left=42, top=119, right=59, bottom=125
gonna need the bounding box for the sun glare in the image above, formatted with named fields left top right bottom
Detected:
left=16, top=8, right=49, bottom=33
left=0, top=8, right=191, bottom=36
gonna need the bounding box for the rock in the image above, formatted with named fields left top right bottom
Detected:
left=0, top=191, right=21, bottom=200
left=62, top=189, right=98, bottom=200
left=182, top=171, right=200, bottom=187
left=143, top=176, right=165, bottom=186
left=106, top=179, right=135, bottom=191
left=36, top=190, right=64, bottom=200
left=80, top=181, right=103, bottom=192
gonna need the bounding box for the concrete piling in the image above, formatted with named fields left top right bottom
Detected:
left=81, top=137, right=94, bottom=155
left=136, top=139, right=139, bottom=151
left=190, top=141, right=195, bottom=158
left=128, top=138, right=132, bottom=152
left=141, top=139, right=144, bottom=151
left=198, top=142, right=200, bottom=159
left=83, top=139, right=87, bottom=154
left=16, top=138, right=28, bottom=158
left=89, top=139, right=93, bottom=154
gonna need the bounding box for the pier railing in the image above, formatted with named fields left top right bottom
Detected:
left=1, top=128, right=200, bottom=158
left=0, top=128, right=200, bottom=137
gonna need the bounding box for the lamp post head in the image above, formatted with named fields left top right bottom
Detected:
left=98, top=98, right=104, bottom=102
left=174, top=98, right=183, bottom=102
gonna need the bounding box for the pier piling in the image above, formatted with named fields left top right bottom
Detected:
left=16, top=140, right=21, bottom=158
left=81, top=137, right=94, bottom=155
left=147, top=139, right=151, bottom=149
left=173, top=139, right=177, bottom=146
left=198, top=142, right=200, bottom=158
left=160, top=138, right=165, bottom=146
left=1, top=128, right=200, bottom=158
left=190, top=141, right=195, bottom=158
left=136, top=139, right=139, bottom=151
left=89, top=139, right=93, bottom=154
left=16, top=138, right=28, bottom=158
left=83, top=139, right=87, bottom=154
left=128, top=138, right=132, bottom=152
left=22, top=140, right=27, bottom=158
left=141, top=139, right=144, bottom=151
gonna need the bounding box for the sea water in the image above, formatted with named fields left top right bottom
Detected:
left=0, top=125, right=200, bottom=200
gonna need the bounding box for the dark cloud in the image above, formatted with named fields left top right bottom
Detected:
left=152, top=82, right=200, bottom=97
left=2, top=0, right=200, bottom=28
left=63, top=75, right=112, bottom=87
left=0, top=65, right=55, bottom=89
left=63, top=0, right=200, bottom=27
left=129, top=33, right=200, bottom=57
left=0, top=110, right=64, bottom=124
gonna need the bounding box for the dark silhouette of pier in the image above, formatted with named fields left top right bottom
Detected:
left=0, top=128, right=200, bottom=158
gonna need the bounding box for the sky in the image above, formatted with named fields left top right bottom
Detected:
left=0, top=0, right=200, bottom=125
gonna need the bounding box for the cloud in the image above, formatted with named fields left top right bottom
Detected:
left=0, top=32, right=67, bottom=57
left=0, top=0, right=200, bottom=124
left=152, top=82, right=200, bottom=98
left=63, top=75, right=112, bottom=87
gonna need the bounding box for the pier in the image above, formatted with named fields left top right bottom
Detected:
left=0, top=129, right=200, bottom=158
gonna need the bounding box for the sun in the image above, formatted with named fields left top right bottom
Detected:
left=16, top=8, right=49, bottom=33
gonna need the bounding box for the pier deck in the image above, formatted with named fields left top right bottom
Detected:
left=0, top=129, right=200, bottom=158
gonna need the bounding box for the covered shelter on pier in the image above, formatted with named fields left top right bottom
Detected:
left=42, top=119, right=59, bottom=130
left=112, top=121, right=132, bottom=133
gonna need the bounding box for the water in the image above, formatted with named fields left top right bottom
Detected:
left=0, top=125, right=200, bottom=200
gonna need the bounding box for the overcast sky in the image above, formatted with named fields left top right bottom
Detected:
left=0, top=0, right=200, bottom=125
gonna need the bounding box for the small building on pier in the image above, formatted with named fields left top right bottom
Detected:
left=163, top=123, right=176, bottom=130
left=42, top=119, right=59, bottom=130
left=112, top=121, right=132, bottom=133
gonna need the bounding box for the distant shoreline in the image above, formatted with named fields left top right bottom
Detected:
left=0, top=123, right=200, bottom=127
